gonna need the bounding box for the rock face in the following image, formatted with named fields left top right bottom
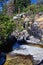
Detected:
left=4, top=55, right=33, bottom=65
left=30, top=21, right=42, bottom=39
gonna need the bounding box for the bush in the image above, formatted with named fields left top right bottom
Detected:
left=0, top=15, right=16, bottom=45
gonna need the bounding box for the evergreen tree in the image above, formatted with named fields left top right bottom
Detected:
left=0, top=0, right=31, bottom=15
left=14, top=0, right=31, bottom=12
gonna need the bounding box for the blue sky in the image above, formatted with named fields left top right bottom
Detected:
left=0, top=0, right=37, bottom=11
left=31, top=0, right=37, bottom=4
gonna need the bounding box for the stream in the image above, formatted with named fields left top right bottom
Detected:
left=0, top=52, right=6, bottom=65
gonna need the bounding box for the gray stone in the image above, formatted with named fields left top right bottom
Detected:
left=9, top=45, right=43, bottom=65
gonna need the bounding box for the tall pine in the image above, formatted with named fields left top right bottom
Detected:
left=14, top=0, right=31, bottom=13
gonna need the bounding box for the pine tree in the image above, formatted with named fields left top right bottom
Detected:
left=14, top=0, right=31, bottom=12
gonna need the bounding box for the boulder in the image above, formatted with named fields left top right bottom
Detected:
left=9, top=45, right=43, bottom=65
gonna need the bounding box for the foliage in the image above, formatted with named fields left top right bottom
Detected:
left=0, top=14, right=24, bottom=45
left=0, top=14, right=16, bottom=45
left=14, top=0, right=31, bottom=12
left=0, top=0, right=31, bottom=14
left=28, top=4, right=43, bottom=14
